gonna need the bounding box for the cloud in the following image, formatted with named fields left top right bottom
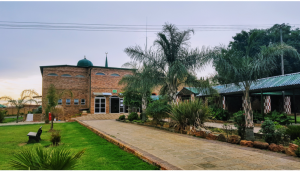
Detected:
left=0, top=75, right=42, bottom=99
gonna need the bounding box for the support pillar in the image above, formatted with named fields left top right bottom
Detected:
left=222, top=96, right=225, bottom=110
left=293, top=89, right=297, bottom=124
left=191, top=94, right=195, bottom=101
left=264, top=96, right=271, bottom=114
left=284, top=96, right=291, bottom=114
left=261, top=89, right=264, bottom=120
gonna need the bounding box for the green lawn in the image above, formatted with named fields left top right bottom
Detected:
left=0, top=122, right=158, bottom=170
left=289, top=116, right=300, bottom=123
left=2, top=117, right=23, bottom=123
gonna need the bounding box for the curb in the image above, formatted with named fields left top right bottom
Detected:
left=75, top=119, right=181, bottom=170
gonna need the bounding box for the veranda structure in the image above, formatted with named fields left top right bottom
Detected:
left=177, top=72, right=300, bottom=123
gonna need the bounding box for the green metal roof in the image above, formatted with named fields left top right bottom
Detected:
left=0, top=104, right=7, bottom=108
left=197, top=72, right=300, bottom=96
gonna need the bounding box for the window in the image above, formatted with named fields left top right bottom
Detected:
left=81, top=99, right=85, bottom=105
left=96, top=73, right=105, bottom=75
left=74, top=99, right=79, bottom=105
left=75, top=75, right=85, bottom=78
left=66, top=99, right=71, bottom=105
left=111, top=74, right=120, bottom=77
left=58, top=99, right=62, bottom=105
left=48, top=73, right=58, bottom=76
left=61, top=74, right=72, bottom=77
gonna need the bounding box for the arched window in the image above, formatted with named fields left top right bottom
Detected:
left=47, top=73, right=58, bottom=76
left=75, top=75, right=85, bottom=78
left=111, top=74, right=120, bottom=77
left=61, top=74, right=72, bottom=77
left=96, top=73, right=105, bottom=75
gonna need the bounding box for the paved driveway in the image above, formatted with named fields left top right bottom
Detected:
left=83, top=120, right=300, bottom=170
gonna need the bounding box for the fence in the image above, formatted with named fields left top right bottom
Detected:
left=0, top=106, right=39, bottom=115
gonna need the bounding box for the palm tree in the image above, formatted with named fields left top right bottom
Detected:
left=0, top=90, right=39, bottom=123
left=46, top=84, right=72, bottom=129
left=124, top=23, right=214, bottom=102
left=207, top=31, right=299, bottom=140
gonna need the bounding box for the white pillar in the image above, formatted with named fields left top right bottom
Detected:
left=264, top=96, right=271, bottom=113
left=222, top=96, right=226, bottom=110
left=284, top=96, right=291, bottom=114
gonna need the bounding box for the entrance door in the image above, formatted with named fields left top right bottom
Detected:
left=95, top=97, right=106, bottom=114
left=110, top=96, right=120, bottom=113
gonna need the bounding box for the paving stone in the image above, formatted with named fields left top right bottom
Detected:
left=83, top=120, right=300, bottom=170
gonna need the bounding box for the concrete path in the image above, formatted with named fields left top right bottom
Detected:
left=0, top=121, right=65, bottom=126
left=83, top=120, right=300, bottom=170
left=204, top=122, right=262, bottom=133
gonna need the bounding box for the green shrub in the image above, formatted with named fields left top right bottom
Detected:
left=146, top=98, right=170, bottom=123
left=168, top=99, right=209, bottom=132
left=286, top=125, right=300, bottom=141
left=10, top=146, right=85, bottom=170
left=128, top=112, right=138, bottom=121
left=0, top=110, right=5, bottom=123
left=293, top=138, right=300, bottom=157
left=119, top=115, right=125, bottom=120
left=253, top=110, right=263, bottom=123
left=265, top=110, right=290, bottom=125
left=233, top=111, right=246, bottom=140
left=209, top=107, right=230, bottom=121
left=50, top=131, right=61, bottom=146
left=259, top=119, right=284, bottom=144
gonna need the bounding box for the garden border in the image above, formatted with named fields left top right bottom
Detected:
left=75, top=119, right=181, bottom=170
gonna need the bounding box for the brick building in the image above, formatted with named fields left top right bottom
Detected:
left=40, top=57, right=134, bottom=118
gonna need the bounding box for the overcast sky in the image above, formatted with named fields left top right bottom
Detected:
left=0, top=1, right=299, bottom=99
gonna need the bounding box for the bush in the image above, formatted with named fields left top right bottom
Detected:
left=145, top=98, right=170, bottom=123
left=265, top=110, right=290, bottom=125
left=0, top=110, right=5, bottom=123
left=168, top=99, right=209, bottom=132
left=50, top=131, right=61, bottom=146
left=233, top=111, right=246, bottom=140
left=293, top=138, right=300, bottom=157
left=128, top=112, right=138, bottom=121
left=286, top=125, right=300, bottom=141
left=253, top=110, right=263, bottom=123
left=209, top=107, right=230, bottom=121
left=259, top=119, right=285, bottom=144
left=119, top=115, right=125, bottom=120
left=10, top=146, right=85, bottom=170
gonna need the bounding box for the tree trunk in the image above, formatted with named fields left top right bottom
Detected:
left=141, top=94, right=147, bottom=113
left=169, top=85, right=177, bottom=102
left=16, top=108, right=20, bottom=123
left=244, top=85, right=255, bottom=141
left=51, top=113, right=54, bottom=130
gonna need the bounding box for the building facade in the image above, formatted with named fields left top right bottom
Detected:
left=40, top=57, right=134, bottom=118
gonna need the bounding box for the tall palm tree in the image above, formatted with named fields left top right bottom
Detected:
left=0, top=90, right=39, bottom=123
left=124, top=23, right=214, bottom=102
left=207, top=31, right=299, bottom=140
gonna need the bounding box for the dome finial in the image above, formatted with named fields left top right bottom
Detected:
left=84, top=55, right=86, bottom=59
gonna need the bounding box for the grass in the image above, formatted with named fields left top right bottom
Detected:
left=0, top=122, right=158, bottom=170
left=289, top=116, right=300, bottom=123
left=2, top=117, right=23, bottom=123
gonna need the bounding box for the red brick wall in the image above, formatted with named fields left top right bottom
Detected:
left=42, top=66, right=133, bottom=117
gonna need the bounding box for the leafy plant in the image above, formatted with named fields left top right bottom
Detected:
left=0, top=110, right=5, bottom=123
left=233, top=111, right=246, bottom=140
left=259, top=119, right=284, bottom=144
left=209, top=107, right=230, bottom=121
left=286, top=125, right=300, bottom=141
left=50, top=131, right=61, bottom=146
left=119, top=115, right=125, bottom=120
left=253, top=110, right=263, bottom=123
left=145, top=98, right=170, bottom=124
left=168, top=99, right=209, bottom=132
left=10, top=146, right=85, bottom=170
left=265, top=110, right=290, bottom=125
left=128, top=112, right=139, bottom=121
left=223, top=123, right=233, bottom=138
left=293, top=138, right=300, bottom=157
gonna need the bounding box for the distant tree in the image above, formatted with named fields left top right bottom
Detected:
left=124, top=23, right=215, bottom=102
left=0, top=90, right=39, bottom=123
left=207, top=31, right=299, bottom=140
left=226, top=24, right=300, bottom=83
left=46, top=84, right=72, bottom=130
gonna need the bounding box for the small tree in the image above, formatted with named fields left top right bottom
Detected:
left=0, top=90, right=39, bottom=123
left=145, top=97, right=170, bottom=124
left=46, top=84, right=72, bottom=130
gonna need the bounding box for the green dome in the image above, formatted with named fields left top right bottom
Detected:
left=77, top=57, right=93, bottom=67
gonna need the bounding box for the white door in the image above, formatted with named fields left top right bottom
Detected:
left=95, top=97, right=106, bottom=114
